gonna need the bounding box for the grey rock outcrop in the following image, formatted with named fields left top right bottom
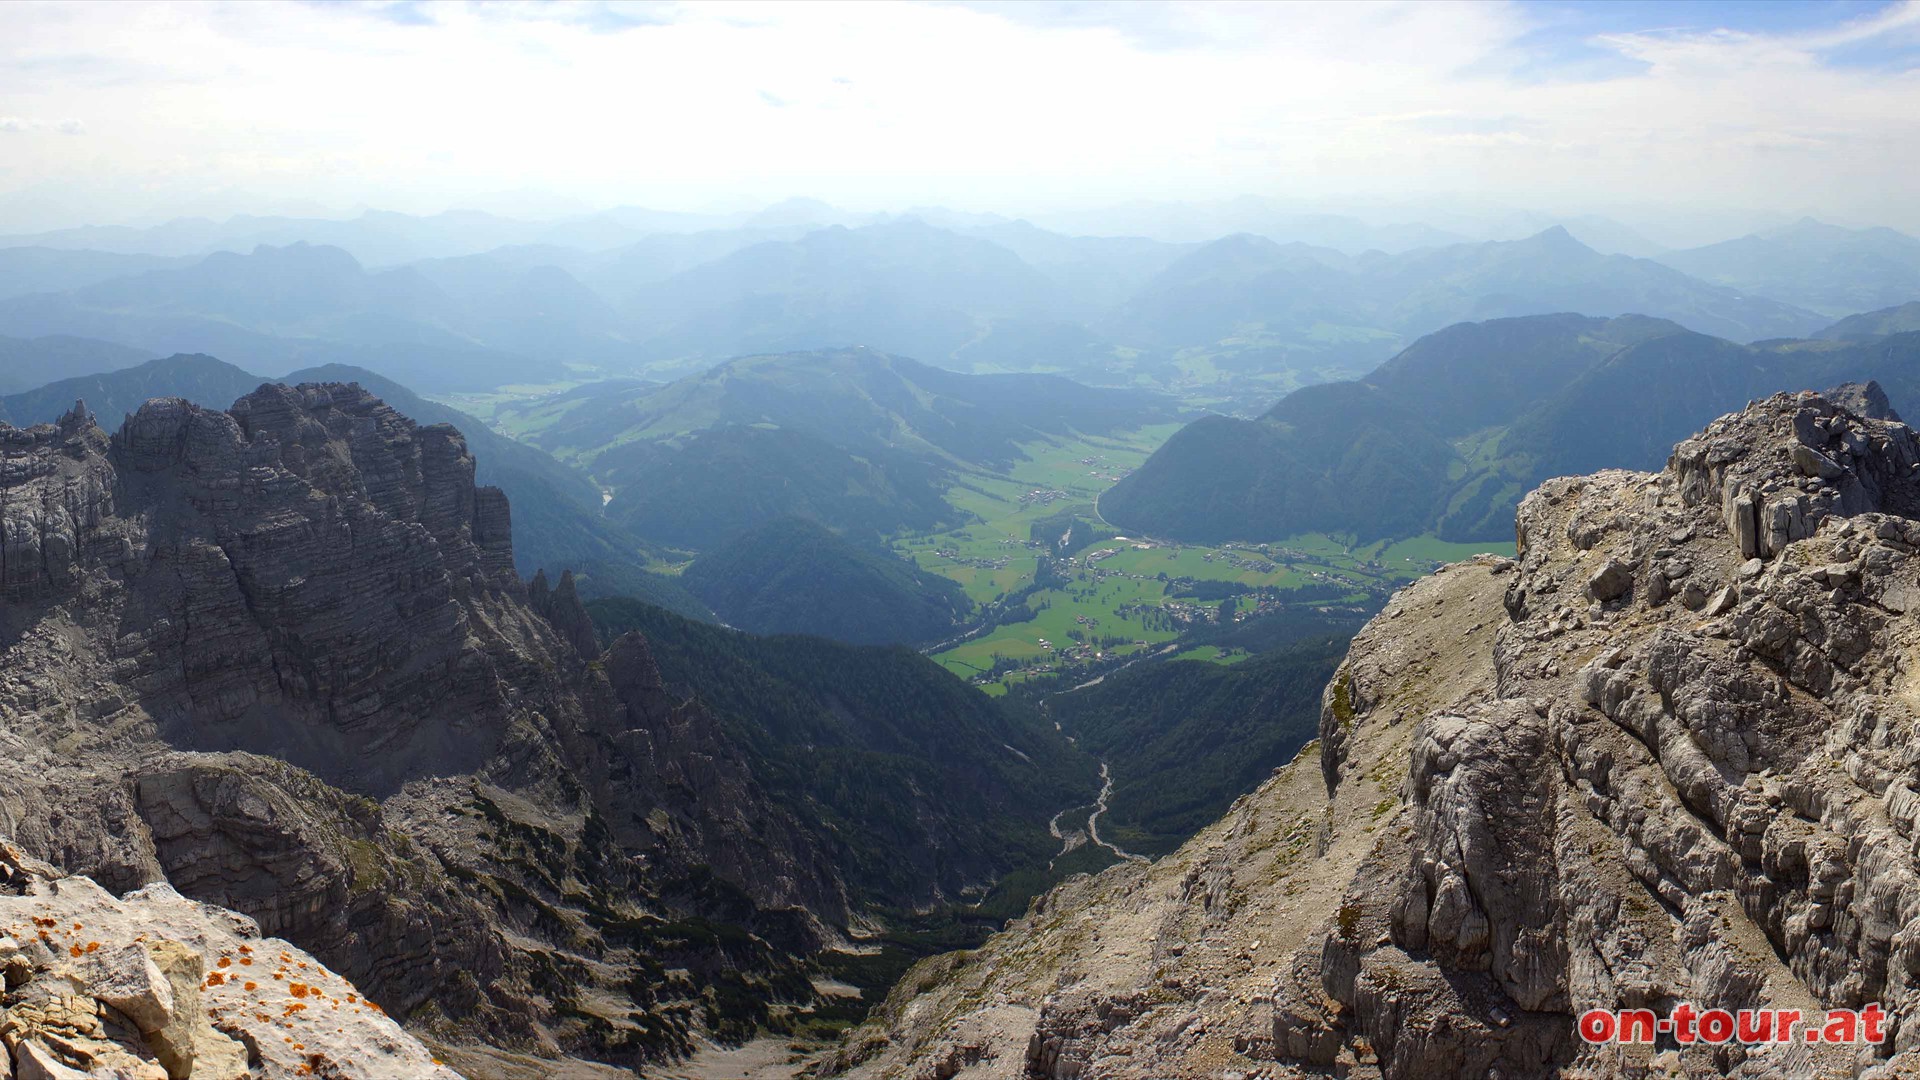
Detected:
left=0, top=840, right=460, bottom=1080
left=832, top=388, right=1920, bottom=1079
left=0, top=383, right=845, bottom=1069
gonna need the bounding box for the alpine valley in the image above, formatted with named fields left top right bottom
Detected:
left=7, top=197, right=1920, bottom=1080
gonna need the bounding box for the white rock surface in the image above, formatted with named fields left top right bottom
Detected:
left=0, top=841, right=461, bottom=1079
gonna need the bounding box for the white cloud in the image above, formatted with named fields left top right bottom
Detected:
left=0, top=0, right=1913, bottom=230
left=0, top=115, right=86, bottom=135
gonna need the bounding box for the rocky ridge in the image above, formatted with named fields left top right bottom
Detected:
left=0, top=383, right=870, bottom=1070
left=830, top=383, right=1920, bottom=1079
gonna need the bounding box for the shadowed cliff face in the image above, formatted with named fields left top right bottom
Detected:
left=831, top=383, right=1920, bottom=1080
left=0, top=383, right=848, bottom=1067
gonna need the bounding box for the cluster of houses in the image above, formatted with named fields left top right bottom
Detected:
left=1019, top=488, right=1072, bottom=507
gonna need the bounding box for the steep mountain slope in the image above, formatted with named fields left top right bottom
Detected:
left=279, top=362, right=711, bottom=617
left=0, top=383, right=1094, bottom=1071
left=1101, top=314, right=1677, bottom=542
left=1659, top=217, right=1920, bottom=317
left=515, top=347, right=1174, bottom=548
left=1817, top=300, right=1920, bottom=342
left=600, top=424, right=957, bottom=550
left=1044, top=633, right=1357, bottom=855
left=586, top=598, right=1097, bottom=909
left=1104, top=316, right=1920, bottom=545
left=0, top=353, right=710, bottom=616
left=1103, top=383, right=1460, bottom=542
left=0, top=352, right=266, bottom=427
left=682, top=516, right=974, bottom=646
left=835, top=387, right=1920, bottom=1079
left=515, top=347, right=1171, bottom=470
left=0, top=333, right=152, bottom=396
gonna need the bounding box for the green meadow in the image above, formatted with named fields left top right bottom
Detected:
left=894, top=423, right=1514, bottom=693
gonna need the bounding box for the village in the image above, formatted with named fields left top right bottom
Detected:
left=947, top=531, right=1405, bottom=692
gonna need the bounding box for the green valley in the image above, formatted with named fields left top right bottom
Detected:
left=884, top=423, right=1511, bottom=694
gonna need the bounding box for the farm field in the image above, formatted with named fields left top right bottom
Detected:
left=897, top=423, right=1514, bottom=693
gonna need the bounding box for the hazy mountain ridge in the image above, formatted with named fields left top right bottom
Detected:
left=0, top=212, right=1872, bottom=401
left=1657, top=217, right=1920, bottom=317
left=0, top=350, right=711, bottom=616
left=1104, top=314, right=1920, bottom=544
left=510, top=347, right=1177, bottom=550
left=682, top=516, right=974, bottom=646
left=0, top=333, right=153, bottom=397
left=1816, top=299, right=1920, bottom=342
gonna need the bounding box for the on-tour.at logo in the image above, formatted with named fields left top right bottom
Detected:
left=1578, top=1003, right=1889, bottom=1046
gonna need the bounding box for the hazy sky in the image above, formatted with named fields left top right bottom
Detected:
left=2, top=0, right=1918, bottom=230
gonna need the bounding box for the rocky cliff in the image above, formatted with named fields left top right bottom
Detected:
left=0, top=840, right=460, bottom=1080
left=0, top=384, right=866, bottom=1071
left=831, top=384, right=1920, bottom=1079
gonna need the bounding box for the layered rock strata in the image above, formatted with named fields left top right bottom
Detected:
left=833, top=385, right=1920, bottom=1079
left=0, top=385, right=842, bottom=1068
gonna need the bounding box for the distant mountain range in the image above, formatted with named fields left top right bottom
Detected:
left=0, top=351, right=709, bottom=616
left=1103, top=307, right=1920, bottom=544
left=1816, top=300, right=1920, bottom=341
left=1655, top=217, right=1920, bottom=317
left=0, top=333, right=151, bottom=394
left=0, top=242, right=609, bottom=390
left=4, top=211, right=1898, bottom=402
left=508, top=347, right=1177, bottom=548
left=0, top=198, right=1663, bottom=264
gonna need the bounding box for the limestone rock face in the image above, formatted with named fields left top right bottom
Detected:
left=0, top=383, right=843, bottom=1068
left=832, top=389, right=1920, bottom=1079
left=0, top=841, right=458, bottom=1080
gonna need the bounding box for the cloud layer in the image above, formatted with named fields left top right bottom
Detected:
left=0, top=0, right=1916, bottom=230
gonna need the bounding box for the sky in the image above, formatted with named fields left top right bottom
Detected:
left=1, top=0, right=1917, bottom=234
